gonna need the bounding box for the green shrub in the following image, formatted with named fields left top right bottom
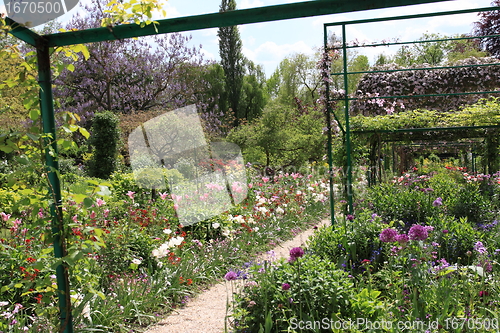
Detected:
left=231, top=255, right=354, bottom=333
left=426, top=214, right=483, bottom=264
left=307, top=210, right=386, bottom=272
left=87, top=111, right=121, bottom=179
left=447, top=182, right=493, bottom=224
left=365, top=182, right=438, bottom=226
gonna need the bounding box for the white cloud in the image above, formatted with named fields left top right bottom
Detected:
left=200, top=47, right=216, bottom=61
left=159, top=1, right=181, bottom=19
left=244, top=40, right=314, bottom=75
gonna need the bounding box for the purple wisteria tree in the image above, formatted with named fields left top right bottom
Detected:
left=54, top=1, right=210, bottom=125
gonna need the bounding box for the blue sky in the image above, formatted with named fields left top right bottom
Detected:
left=3, top=0, right=495, bottom=77
left=156, top=0, right=493, bottom=77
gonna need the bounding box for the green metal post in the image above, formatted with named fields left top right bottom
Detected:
left=36, top=40, right=74, bottom=333
left=342, top=24, right=354, bottom=215
left=324, top=25, right=335, bottom=226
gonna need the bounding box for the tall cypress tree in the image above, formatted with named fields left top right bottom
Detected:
left=218, top=0, right=245, bottom=127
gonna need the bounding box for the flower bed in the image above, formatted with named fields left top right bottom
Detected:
left=0, top=171, right=330, bottom=332
left=227, top=167, right=500, bottom=333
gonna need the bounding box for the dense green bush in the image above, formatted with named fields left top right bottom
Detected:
left=87, top=111, right=121, bottom=179
left=231, top=255, right=355, bottom=333
left=307, top=210, right=386, bottom=272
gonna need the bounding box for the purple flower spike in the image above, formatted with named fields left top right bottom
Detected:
left=380, top=228, right=398, bottom=242
left=224, top=271, right=238, bottom=281
left=289, top=247, right=304, bottom=259
left=408, top=224, right=429, bottom=241
left=432, top=197, right=443, bottom=207
left=395, top=234, right=409, bottom=244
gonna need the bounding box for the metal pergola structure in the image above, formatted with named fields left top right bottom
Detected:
left=4, top=0, right=483, bottom=331
left=324, top=6, right=500, bottom=215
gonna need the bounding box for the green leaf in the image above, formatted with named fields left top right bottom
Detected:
left=14, top=283, right=23, bottom=288
left=83, top=197, right=94, bottom=208
left=29, top=109, right=40, bottom=121
left=79, top=127, right=90, bottom=139
left=0, top=145, right=13, bottom=153
left=67, top=63, right=75, bottom=72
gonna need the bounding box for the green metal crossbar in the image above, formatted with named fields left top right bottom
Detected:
left=331, top=62, right=500, bottom=76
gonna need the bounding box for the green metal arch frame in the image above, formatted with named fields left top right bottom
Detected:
left=5, top=1, right=475, bottom=332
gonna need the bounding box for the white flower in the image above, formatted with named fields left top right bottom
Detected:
left=296, top=190, right=302, bottom=195
left=163, top=228, right=172, bottom=234
left=276, top=207, right=285, bottom=215
left=0, top=301, right=8, bottom=307
left=247, top=217, right=256, bottom=224
left=222, top=228, right=231, bottom=237
left=232, top=215, right=245, bottom=223
left=212, top=222, right=220, bottom=229
left=257, top=206, right=268, bottom=214
left=168, top=236, right=184, bottom=247
left=131, top=258, right=142, bottom=265
left=152, top=242, right=171, bottom=258
left=253, top=227, right=260, bottom=232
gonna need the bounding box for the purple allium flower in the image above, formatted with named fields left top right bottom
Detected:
left=380, top=228, right=398, bottom=242
left=474, top=241, right=487, bottom=254
left=346, top=214, right=355, bottom=221
left=395, top=234, right=409, bottom=244
left=432, top=197, right=443, bottom=207
left=443, top=229, right=449, bottom=234
left=289, top=247, right=304, bottom=259
left=224, top=271, right=238, bottom=281
left=408, top=224, right=429, bottom=241
left=282, top=283, right=291, bottom=291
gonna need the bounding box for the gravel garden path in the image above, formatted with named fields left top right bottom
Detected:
left=144, top=218, right=329, bottom=333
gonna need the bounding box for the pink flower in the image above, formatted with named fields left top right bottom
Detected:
left=72, top=215, right=78, bottom=223
left=174, top=204, right=179, bottom=211
left=90, top=211, right=96, bottom=219
left=96, top=198, right=106, bottom=207
left=38, top=209, right=44, bottom=218
left=380, top=228, right=398, bottom=242
left=224, top=271, right=238, bottom=281
left=232, top=182, right=244, bottom=193
left=262, top=177, right=269, bottom=183
left=103, top=209, right=110, bottom=218
left=159, top=192, right=169, bottom=200
left=126, top=191, right=135, bottom=200
left=408, top=224, right=429, bottom=241
left=395, top=234, right=409, bottom=244
left=1, top=212, right=11, bottom=222
left=432, top=197, right=443, bottom=207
